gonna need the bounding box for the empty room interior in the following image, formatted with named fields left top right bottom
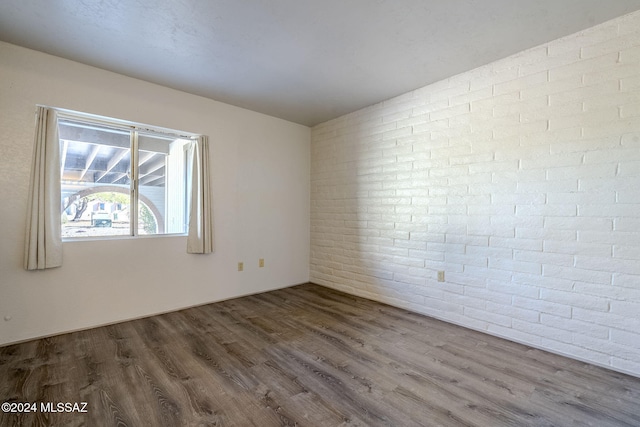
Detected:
left=2, top=1, right=640, bottom=426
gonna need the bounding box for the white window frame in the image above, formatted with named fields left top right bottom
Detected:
left=55, top=107, right=200, bottom=242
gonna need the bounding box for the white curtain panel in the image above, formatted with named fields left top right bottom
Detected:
left=187, top=135, right=215, bottom=254
left=24, top=107, right=62, bottom=270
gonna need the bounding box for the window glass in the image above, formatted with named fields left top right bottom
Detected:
left=59, top=116, right=192, bottom=239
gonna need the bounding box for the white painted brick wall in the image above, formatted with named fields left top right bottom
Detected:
left=310, top=11, right=640, bottom=377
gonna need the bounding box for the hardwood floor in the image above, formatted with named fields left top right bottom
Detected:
left=1, top=283, right=639, bottom=426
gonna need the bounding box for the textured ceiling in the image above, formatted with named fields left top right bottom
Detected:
left=1, top=1, right=640, bottom=126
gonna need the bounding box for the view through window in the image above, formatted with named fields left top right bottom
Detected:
left=59, top=115, right=193, bottom=239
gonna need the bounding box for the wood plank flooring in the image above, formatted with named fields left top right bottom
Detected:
left=1, top=283, right=639, bottom=426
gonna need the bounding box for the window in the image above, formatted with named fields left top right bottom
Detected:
left=58, top=112, right=195, bottom=239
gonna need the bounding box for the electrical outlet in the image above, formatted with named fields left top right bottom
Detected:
left=259, top=258, right=265, bottom=268
left=437, top=271, right=445, bottom=282
left=238, top=262, right=244, bottom=272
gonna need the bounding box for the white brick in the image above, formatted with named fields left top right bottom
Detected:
left=621, top=132, right=640, bottom=147
left=514, top=250, right=574, bottom=268
left=512, top=319, right=573, bottom=342
left=548, top=52, right=618, bottom=81
left=549, top=80, right=619, bottom=106
left=450, top=87, right=493, bottom=107
left=464, top=286, right=512, bottom=305
left=512, top=273, right=575, bottom=291
left=620, top=74, right=640, bottom=91
left=619, top=45, right=640, bottom=64
left=489, top=236, right=542, bottom=251
left=610, top=329, right=640, bottom=350
left=618, top=189, right=640, bottom=204
left=543, top=264, right=612, bottom=285
left=487, top=300, right=539, bottom=323
left=516, top=179, right=578, bottom=194
left=540, top=313, right=609, bottom=339
left=464, top=307, right=512, bottom=327
left=516, top=204, right=576, bottom=217
left=584, top=63, right=640, bottom=87
left=543, top=240, right=611, bottom=257
left=573, top=307, right=640, bottom=333
left=493, top=96, right=548, bottom=118
left=609, top=300, right=640, bottom=317
left=513, top=296, right=571, bottom=318
left=540, top=288, right=609, bottom=312
left=612, top=273, right=640, bottom=290
left=614, top=218, right=640, bottom=232
left=494, top=71, right=548, bottom=95
left=572, top=335, right=638, bottom=361
left=518, top=53, right=580, bottom=77
left=573, top=281, right=640, bottom=301
left=579, top=204, right=640, bottom=217
left=486, top=280, right=538, bottom=298
left=544, top=216, right=612, bottom=232
left=539, top=339, right=612, bottom=366
left=578, top=230, right=640, bottom=246
left=520, top=75, right=582, bottom=100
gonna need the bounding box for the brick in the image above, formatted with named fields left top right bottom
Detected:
left=450, top=87, right=493, bottom=107
left=550, top=80, right=619, bottom=107
left=540, top=288, right=609, bottom=312
left=582, top=28, right=640, bottom=57
left=572, top=335, right=638, bottom=361
left=578, top=204, right=640, bottom=218
left=549, top=108, right=619, bottom=131
left=610, top=329, right=640, bottom=350
left=621, top=74, right=640, bottom=91
left=584, top=63, right=640, bottom=87
left=621, top=132, right=640, bottom=147
left=544, top=216, right=612, bottom=232
left=573, top=307, right=640, bottom=333
left=518, top=53, right=580, bottom=77
left=540, top=313, right=609, bottom=339
left=539, top=338, right=611, bottom=365
left=615, top=218, right=640, bottom=231
left=573, top=281, right=640, bottom=301
left=575, top=255, right=640, bottom=275
left=512, top=319, right=573, bottom=342
left=521, top=75, right=583, bottom=100
left=487, top=300, right=540, bottom=323
left=578, top=230, right=640, bottom=246
left=516, top=204, right=576, bottom=217
left=489, top=236, right=542, bottom=251
left=619, top=45, right=640, bottom=64
left=517, top=179, right=578, bottom=194
left=548, top=52, right=618, bottom=81
left=547, top=191, right=616, bottom=205
left=543, top=264, right=612, bottom=285
left=613, top=245, right=640, bottom=260
left=464, top=307, right=512, bottom=327
left=543, top=240, right=612, bottom=257
left=513, top=250, right=574, bottom=268
left=494, top=71, right=548, bottom=96
left=468, top=64, right=519, bottom=91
